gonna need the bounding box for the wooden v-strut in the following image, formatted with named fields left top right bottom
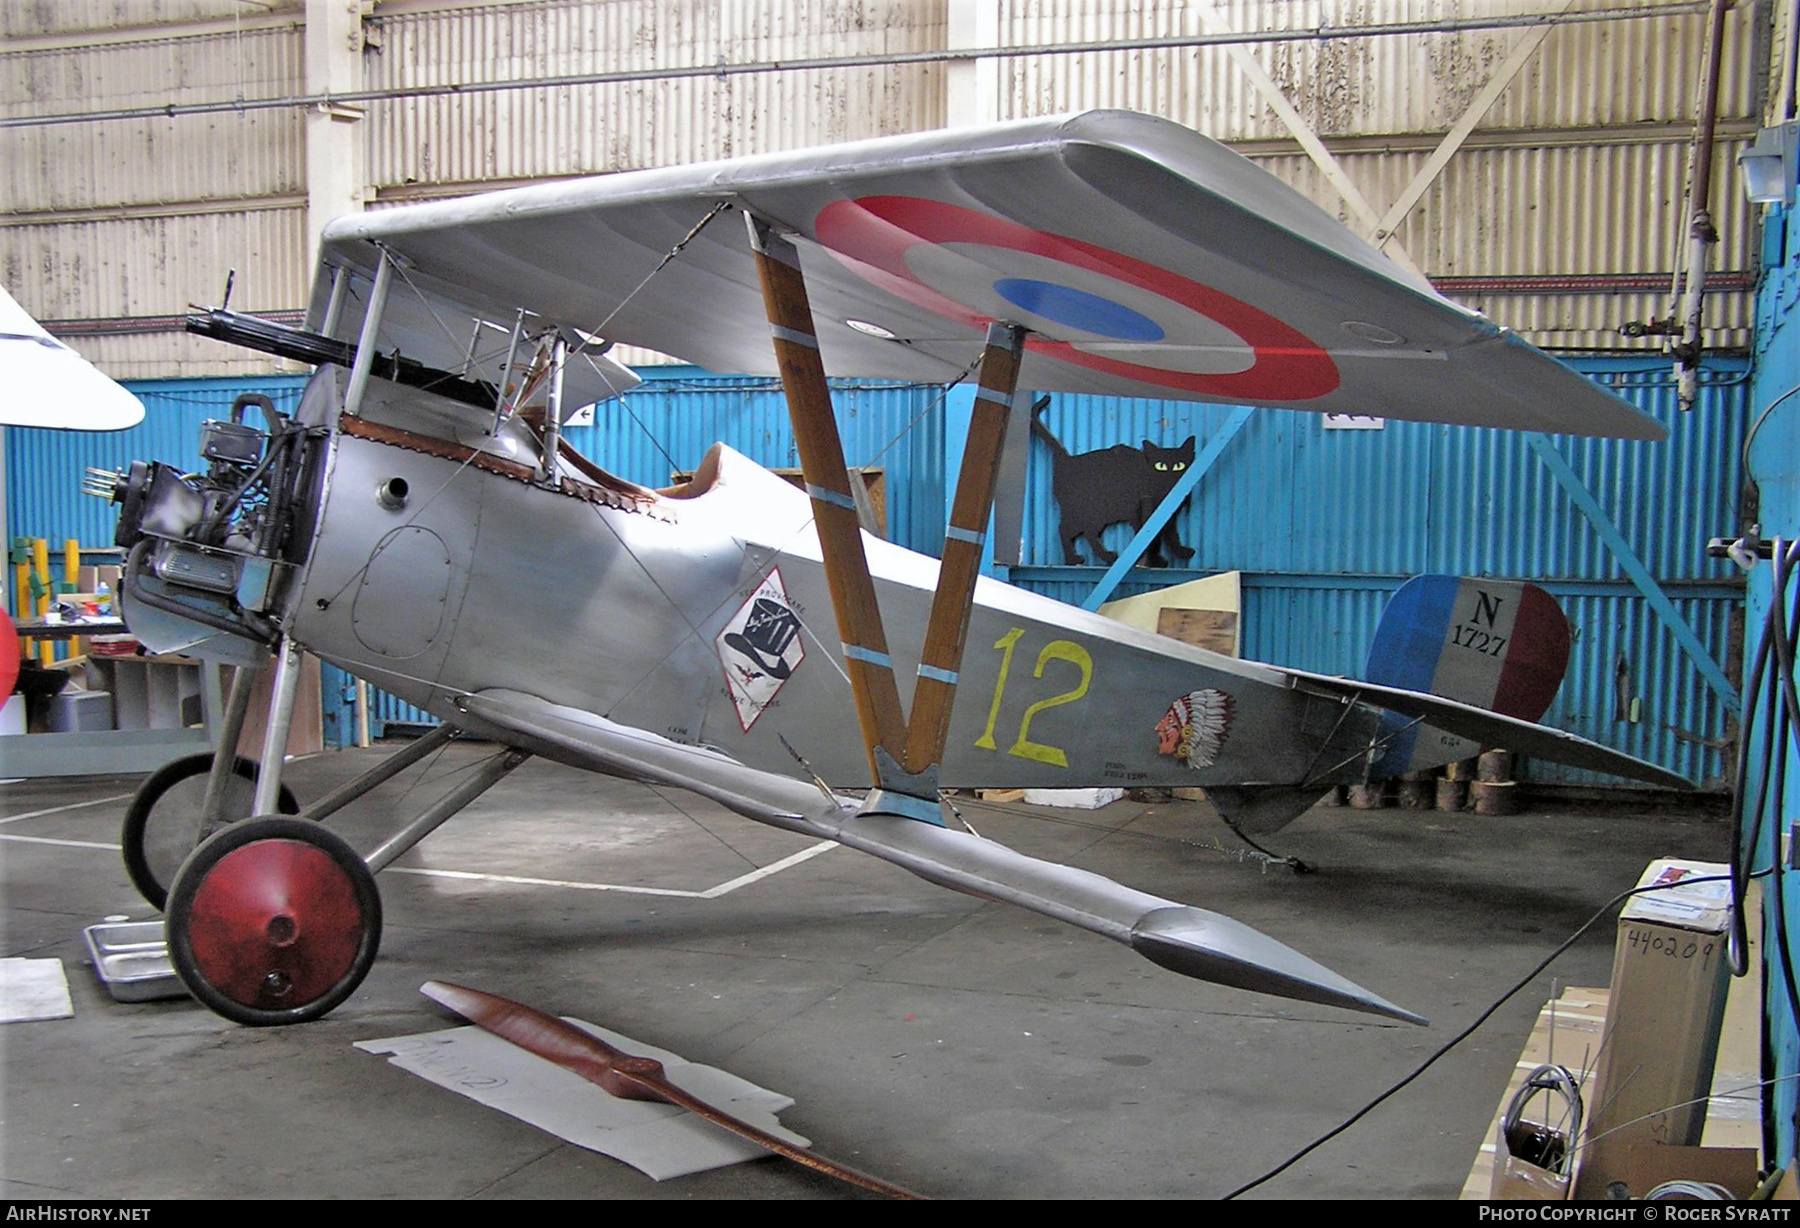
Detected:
left=746, top=214, right=1026, bottom=801
left=903, top=321, right=1024, bottom=775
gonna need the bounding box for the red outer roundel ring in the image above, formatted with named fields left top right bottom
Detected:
left=186, top=838, right=368, bottom=1010
left=813, top=196, right=1340, bottom=401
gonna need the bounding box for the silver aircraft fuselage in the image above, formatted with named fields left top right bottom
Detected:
left=289, top=366, right=1383, bottom=795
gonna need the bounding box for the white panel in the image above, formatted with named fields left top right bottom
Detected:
left=3, top=206, right=309, bottom=326
left=364, top=0, right=946, bottom=191
left=0, top=0, right=1766, bottom=367
left=0, top=1, right=273, bottom=41
left=992, top=0, right=1756, bottom=136
left=1251, top=140, right=1758, bottom=349
left=1, top=27, right=305, bottom=212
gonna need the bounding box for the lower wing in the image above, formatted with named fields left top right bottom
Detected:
left=446, top=686, right=1427, bottom=1027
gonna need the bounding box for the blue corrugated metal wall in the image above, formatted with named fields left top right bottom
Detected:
left=1013, top=357, right=1745, bottom=582
left=567, top=368, right=947, bottom=555
left=1005, top=354, right=1748, bottom=787
left=5, top=357, right=1743, bottom=787
left=1743, top=193, right=1800, bottom=1168
left=6, top=376, right=309, bottom=548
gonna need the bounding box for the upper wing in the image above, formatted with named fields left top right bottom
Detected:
left=0, top=285, right=144, bottom=430
left=317, top=110, right=1661, bottom=439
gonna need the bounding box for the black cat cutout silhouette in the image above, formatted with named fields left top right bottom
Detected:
left=1031, top=404, right=1198, bottom=567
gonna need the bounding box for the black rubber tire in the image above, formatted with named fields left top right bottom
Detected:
left=121, top=753, right=300, bottom=911
left=165, top=816, right=382, bottom=1027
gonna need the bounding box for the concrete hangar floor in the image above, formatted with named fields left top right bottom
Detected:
left=1, top=739, right=1726, bottom=1199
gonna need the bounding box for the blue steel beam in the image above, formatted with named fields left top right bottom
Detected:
left=1525, top=433, right=1739, bottom=710
left=1080, top=404, right=1255, bottom=611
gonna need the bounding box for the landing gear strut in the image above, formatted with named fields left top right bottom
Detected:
left=154, top=697, right=530, bottom=1025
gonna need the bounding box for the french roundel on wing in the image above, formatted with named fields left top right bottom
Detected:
left=812, top=195, right=1340, bottom=402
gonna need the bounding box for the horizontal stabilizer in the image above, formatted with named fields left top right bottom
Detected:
left=1276, top=668, right=1691, bottom=790
left=452, top=688, right=1424, bottom=1026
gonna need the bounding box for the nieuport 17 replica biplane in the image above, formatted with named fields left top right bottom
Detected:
left=92, top=109, right=1686, bottom=1031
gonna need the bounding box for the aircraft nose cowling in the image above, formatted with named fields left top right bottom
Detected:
left=1130, top=906, right=1428, bottom=1026
left=92, top=389, right=327, bottom=665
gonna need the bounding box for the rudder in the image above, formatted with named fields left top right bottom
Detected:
left=1362, top=575, right=1571, bottom=776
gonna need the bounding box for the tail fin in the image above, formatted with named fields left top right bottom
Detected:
left=1363, top=575, right=1571, bottom=776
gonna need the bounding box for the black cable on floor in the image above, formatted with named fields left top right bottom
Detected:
left=1221, top=874, right=1731, bottom=1200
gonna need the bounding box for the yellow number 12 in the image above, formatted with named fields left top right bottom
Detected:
left=974, top=628, right=1093, bottom=768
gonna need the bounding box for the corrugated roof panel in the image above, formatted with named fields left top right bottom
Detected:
left=1, top=2, right=259, bottom=40
left=364, top=0, right=946, bottom=192
left=993, top=0, right=1755, bottom=135
left=5, top=206, right=310, bottom=379
left=1251, top=143, right=1758, bottom=351
left=1, top=27, right=304, bottom=212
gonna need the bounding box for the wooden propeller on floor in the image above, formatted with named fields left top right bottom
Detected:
left=420, top=980, right=925, bottom=1200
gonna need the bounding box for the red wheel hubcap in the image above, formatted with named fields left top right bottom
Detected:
left=186, top=839, right=367, bottom=1010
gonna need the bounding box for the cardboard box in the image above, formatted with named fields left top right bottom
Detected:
left=1602, top=1143, right=1758, bottom=1200
left=1490, top=1151, right=1571, bottom=1201
left=1573, top=859, right=1733, bottom=1198
left=47, top=689, right=113, bottom=733
left=1460, top=986, right=1606, bottom=1200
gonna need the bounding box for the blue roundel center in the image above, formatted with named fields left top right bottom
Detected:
left=991, top=278, right=1166, bottom=342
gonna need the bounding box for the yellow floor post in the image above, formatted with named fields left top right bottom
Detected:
left=11, top=545, right=26, bottom=662
left=32, top=538, right=50, bottom=666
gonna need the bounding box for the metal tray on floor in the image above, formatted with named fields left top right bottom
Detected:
left=83, top=921, right=185, bottom=1002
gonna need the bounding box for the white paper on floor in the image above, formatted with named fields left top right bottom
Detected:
left=1022, top=786, right=1125, bottom=809
left=0, top=957, right=73, bottom=1022
left=357, top=1018, right=808, bottom=1180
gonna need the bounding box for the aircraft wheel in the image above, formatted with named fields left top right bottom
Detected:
left=166, top=816, right=381, bottom=1026
left=122, top=753, right=300, bottom=911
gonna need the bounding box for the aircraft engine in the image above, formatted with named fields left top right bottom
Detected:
left=91, top=393, right=326, bottom=666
